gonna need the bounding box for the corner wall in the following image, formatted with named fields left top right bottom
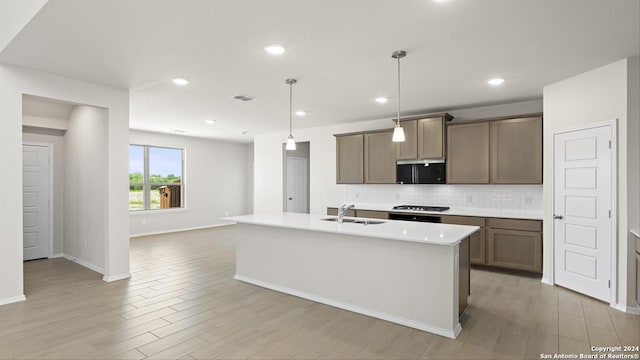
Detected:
left=543, top=58, right=639, bottom=310
left=64, top=106, right=108, bottom=271
left=129, top=130, right=252, bottom=236
left=0, top=65, right=129, bottom=304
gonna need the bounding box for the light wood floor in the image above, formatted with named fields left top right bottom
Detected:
left=1, top=226, right=638, bottom=359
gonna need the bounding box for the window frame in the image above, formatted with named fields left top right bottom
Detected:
left=129, top=144, right=185, bottom=212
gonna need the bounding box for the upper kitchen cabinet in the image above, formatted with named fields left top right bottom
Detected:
left=364, top=130, right=396, bottom=184
left=490, top=116, right=542, bottom=184
left=447, top=115, right=543, bottom=184
left=335, top=133, right=364, bottom=184
left=396, top=113, right=453, bottom=160
left=447, top=122, right=490, bottom=184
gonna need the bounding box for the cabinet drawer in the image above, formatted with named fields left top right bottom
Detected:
left=355, top=210, right=389, bottom=219
left=487, top=218, right=541, bottom=232
left=326, top=207, right=355, bottom=217
left=441, top=215, right=485, bottom=227
left=487, top=229, right=542, bottom=272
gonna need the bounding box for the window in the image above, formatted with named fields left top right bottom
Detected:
left=129, top=145, right=184, bottom=211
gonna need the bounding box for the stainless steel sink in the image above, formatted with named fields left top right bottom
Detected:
left=320, top=218, right=385, bottom=225
left=320, top=218, right=356, bottom=223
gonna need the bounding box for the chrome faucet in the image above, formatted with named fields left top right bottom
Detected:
left=338, top=204, right=356, bottom=223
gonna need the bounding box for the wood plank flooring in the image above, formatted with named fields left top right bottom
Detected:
left=1, top=226, right=638, bottom=359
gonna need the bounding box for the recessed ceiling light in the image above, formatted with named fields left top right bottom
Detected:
left=264, top=44, right=286, bottom=55
left=204, top=119, right=216, bottom=124
left=172, top=78, right=189, bottom=86
left=375, top=97, right=389, bottom=104
left=295, top=110, right=306, bottom=116
left=488, top=78, right=505, bottom=86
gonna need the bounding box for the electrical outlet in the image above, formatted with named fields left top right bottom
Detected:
left=141, top=218, right=146, bottom=225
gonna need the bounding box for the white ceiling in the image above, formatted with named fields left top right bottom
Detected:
left=1, top=0, right=639, bottom=142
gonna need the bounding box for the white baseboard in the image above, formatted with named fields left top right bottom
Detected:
left=62, top=254, right=104, bottom=274
left=130, top=223, right=231, bottom=238
left=234, top=274, right=460, bottom=339
left=103, top=273, right=131, bottom=282
left=612, top=303, right=640, bottom=315
left=50, top=253, right=64, bottom=258
left=0, top=295, right=26, bottom=306
left=540, top=277, right=553, bottom=285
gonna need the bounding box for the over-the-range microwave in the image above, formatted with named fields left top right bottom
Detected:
left=396, top=160, right=445, bottom=184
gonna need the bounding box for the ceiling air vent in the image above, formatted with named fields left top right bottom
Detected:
left=233, top=95, right=255, bottom=102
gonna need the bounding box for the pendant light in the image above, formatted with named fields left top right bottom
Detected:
left=391, top=50, right=407, bottom=142
left=285, top=78, right=297, bottom=151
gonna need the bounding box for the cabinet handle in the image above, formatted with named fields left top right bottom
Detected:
left=553, top=215, right=563, bottom=220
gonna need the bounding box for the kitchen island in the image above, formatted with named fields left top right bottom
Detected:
left=221, top=213, right=479, bottom=339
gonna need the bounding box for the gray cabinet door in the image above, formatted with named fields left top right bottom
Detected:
left=396, top=120, right=418, bottom=160
left=418, top=117, right=445, bottom=159
left=364, top=131, right=397, bottom=184
left=490, top=116, right=542, bottom=184
left=336, top=134, right=364, bottom=184
left=487, top=228, right=542, bottom=272
left=441, top=215, right=486, bottom=265
left=447, top=122, right=490, bottom=183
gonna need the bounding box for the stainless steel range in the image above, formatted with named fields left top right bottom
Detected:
left=392, top=205, right=450, bottom=212
left=389, top=205, right=450, bottom=223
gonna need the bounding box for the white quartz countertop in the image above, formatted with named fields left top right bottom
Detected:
left=341, top=203, right=544, bottom=220
left=222, top=212, right=479, bottom=246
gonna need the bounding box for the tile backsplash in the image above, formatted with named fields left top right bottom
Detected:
left=344, top=184, right=543, bottom=211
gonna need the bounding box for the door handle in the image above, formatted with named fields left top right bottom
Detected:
left=553, top=215, right=563, bottom=220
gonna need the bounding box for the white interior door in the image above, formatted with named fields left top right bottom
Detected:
left=286, top=157, right=308, bottom=213
left=553, top=125, right=612, bottom=302
left=23, top=144, right=51, bottom=261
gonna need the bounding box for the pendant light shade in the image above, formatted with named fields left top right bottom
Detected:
left=286, top=135, right=296, bottom=150
left=285, top=78, right=297, bottom=151
left=392, top=126, right=405, bottom=142
left=391, top=50, right=407, bottom=143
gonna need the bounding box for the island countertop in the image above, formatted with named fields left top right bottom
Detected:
left=222, top=212, right=479, bottom=246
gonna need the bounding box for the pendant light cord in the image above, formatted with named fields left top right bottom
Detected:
left=289, top=82, right=293, bottom=136
left=396, top=55, right=401, bottom=126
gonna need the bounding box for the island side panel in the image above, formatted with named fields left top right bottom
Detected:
left=459, top=236, right=470, bottom=315
left=232, top=223, right=461, bottom=338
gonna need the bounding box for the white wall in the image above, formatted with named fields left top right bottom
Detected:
left=64, top=106, right=108, bottom=271
left=129, top=130, right=252, bottom=236
left=543, top=58, right=639, bottom=310
left=253, top=100, right=543, bottom=215
left=22, top=127, right=65, bottom=255
left=0, top=65, right=129, bottom=304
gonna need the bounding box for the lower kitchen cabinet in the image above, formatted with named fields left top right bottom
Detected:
left=441, top=216, right=486, bottom=265
left=636, top=252, right=640, bottom=306
left=487, top=226, right=542, bottom=273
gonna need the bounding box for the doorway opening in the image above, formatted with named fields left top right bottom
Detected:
left=283, top=141, right=310, bottom=213
left=22, top=94, right=109, bottom=295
